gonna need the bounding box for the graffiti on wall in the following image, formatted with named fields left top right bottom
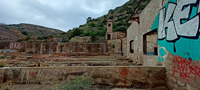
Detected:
left=29, top=71, right=37, bottom=77
left=9, top=42, right=21, bottom=49
left=152, top=0, right=200, bottom=61
left=158, top=0, right=200, bottom=41
left=158, top=48, right=166, bottom=62
left=172, top=56, right=200, bottom=81
left=3, top=49, right=17, bottom=54
left=120, top=67, right=129, bottom=79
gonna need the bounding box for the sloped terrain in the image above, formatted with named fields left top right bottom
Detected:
left=59, top=0, right=151, bottom=42
left=0, top=23, right=63, bottom=40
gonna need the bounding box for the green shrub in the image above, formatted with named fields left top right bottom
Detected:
left=38, top=36, right=48, bottom=40
left=0, top=56, right=5, bottom=59
left=0, top=63, right=4, bottom=67
left=97, top=26, right=104, bottom=31
left=25, top=35, right=31, bottom=41
left=99, top=23, right=104, bottom=27
left=89, top=22, right=96, bottom=27
left=102, top=19, right=107, bottom=24
left=84, top=31, right=92, bottom=36
left=52, top=77, right=92, bottom=90
left=69, top=28, right=83, bottom=39
left=22, top=31, right=28, bottom=35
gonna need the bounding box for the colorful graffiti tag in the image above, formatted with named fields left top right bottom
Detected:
left=120, top=67, right=129, bottom=79
left=9, top=42, right=21, bottom=49
left=29, top=71, right=37, bottom=77
left=152, top=0, right=200, bottom=61
left=158, top=48, right=166, bottom=62
left=172, top=56, right=200, bottom=81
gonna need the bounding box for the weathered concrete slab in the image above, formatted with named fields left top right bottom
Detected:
left=0, top=66, right=166, bottom=88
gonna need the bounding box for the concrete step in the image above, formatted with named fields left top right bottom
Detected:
left=57, top=57, right=119, bottom=61
left=9, top=60, right=133, bottom=67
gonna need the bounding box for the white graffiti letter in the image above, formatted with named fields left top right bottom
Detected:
left=173, top=0, right=199, bottom=37
left=158, top=8, right=166, bottom=39
left=164, top=3, right=177, bottom=41
left=198, top=1, right=200, bottom=13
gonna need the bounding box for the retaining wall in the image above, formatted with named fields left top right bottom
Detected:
left=0, top=41, right=108, bottom=54
left=0, top=66, right=166, bottom=88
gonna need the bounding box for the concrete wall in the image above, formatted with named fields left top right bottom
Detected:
left=126, top=0, right=164, bottom=65
left=0, top=66, right=166, bottom=88
left=127, top=21, right=141, bottom=64
left=151, top=0, right=200, bottom=89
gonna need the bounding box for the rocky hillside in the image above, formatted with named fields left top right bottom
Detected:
left=0, top=27, right=19, bottom=40
left=0, top=23, right=63, bottom=40
left=58, top=0, right=151, bottom=42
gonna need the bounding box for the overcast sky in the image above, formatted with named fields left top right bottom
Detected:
left=0, top=0, right=129, bottom=32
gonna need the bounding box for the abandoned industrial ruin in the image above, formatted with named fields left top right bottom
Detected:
left=0, top=0, right=200, bottom=90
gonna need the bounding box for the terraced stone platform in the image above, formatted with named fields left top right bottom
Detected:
left=0, top=54, right=168, bottom=90
left=0, top=66, right=167, bottom=90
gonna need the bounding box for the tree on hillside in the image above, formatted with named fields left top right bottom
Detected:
left=22, top=31, right=28, bottom=35
left=87, top=17, right=92, bottom=23
left=69, top=28, right=83, bottom=39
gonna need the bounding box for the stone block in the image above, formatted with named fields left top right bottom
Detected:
left=178, top=85, right=187, bottom=90
left=167, top=81, right=174, bottom=90
left=177, top=80, right=186, bottom=87
left=186, top=84, right=199, bottom=90
left=168, top=76, right=177, bottom=83
left=173, top=83, right=178, bottom=90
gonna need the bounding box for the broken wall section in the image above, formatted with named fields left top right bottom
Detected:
left=20, top=41, right=108, bottom=54
left=126, top=0, right=168, bottom=65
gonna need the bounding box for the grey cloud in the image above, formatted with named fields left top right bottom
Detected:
left=0, top=0, right=129, bottom=31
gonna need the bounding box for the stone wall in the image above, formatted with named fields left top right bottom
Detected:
left=126, top=0, right=200, bottom=89
left=122, top=37, right=127, bottom=56
left=111, top=32, right=126, bottom=40
left=0, top=41, right=108, bottom=54
left=0, top=66, right=166, bottom=88
left=24, top=42, right=107, bottom=54
left=107, top=37, right=127, bottom=56
left=165, top=54, right=200, bottom=90
left=150, top=0, right=200, bottom=89
left=107, top=40, right=122, bottom=55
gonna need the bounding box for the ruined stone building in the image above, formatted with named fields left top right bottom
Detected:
left=106, top=20, right=127, bottom=55
left=124, top=0, right=200, bottom=89
left=0, top=0, right=200, bottom=89
left=106, top=0, right=200, bottom=89
left=126, top=0, right=164, bottom=66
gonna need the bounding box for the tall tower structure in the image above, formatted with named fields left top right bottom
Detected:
left=106, top=20, right=113, bottom=40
